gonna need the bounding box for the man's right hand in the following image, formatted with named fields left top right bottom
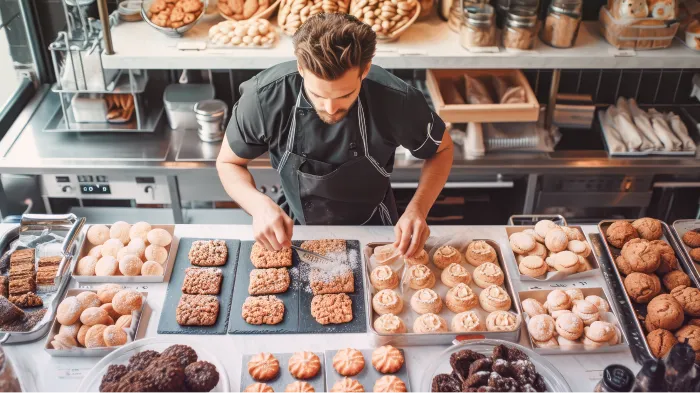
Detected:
left=252, top=198, right=294, bottom=251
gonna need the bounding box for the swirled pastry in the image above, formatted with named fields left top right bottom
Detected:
left=371, top=345, right=404, bottom=373
left=333, top=348, right=365, bottom=376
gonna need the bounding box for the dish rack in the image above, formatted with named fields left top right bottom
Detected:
left=46, top=14, right=162, bottom=133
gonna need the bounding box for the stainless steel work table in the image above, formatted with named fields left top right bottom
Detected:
left=0, top=223, right=639, bottom=392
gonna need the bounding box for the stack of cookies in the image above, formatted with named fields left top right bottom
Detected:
left=303, top=239, right=354, bottom=326
left=7, top=249, right=42, bottom=308
left=509, top=220, right=593, bottom=279
left=605, top=217, right=700, bottom=360
left=241, top=242, right=291, bottom=326
left=176, top=240, right=228, bottom=326
left=681, top=227, right=700, bottom=263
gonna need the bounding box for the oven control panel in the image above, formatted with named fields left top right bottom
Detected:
left=41, top=175, right=171, bottom=204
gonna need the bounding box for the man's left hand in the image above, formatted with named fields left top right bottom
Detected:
left=393, top=206, right=430, bottom=258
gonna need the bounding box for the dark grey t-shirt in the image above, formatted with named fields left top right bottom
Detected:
left=226, top=61, right=445, bottom=172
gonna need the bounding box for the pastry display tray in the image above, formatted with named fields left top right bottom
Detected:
left=504, top=225, right=601, bottom=281
left=507, top=215, right=567, bottom=226
left=72, top=224, right=177, bottom=283
left=671, top=219, right=700, bottom=283
left=229, top=240, right=367, bottom=334
left=596, top=220, right=700, bottom=362
left=239, top=352, right=326, bottom=392
left=363, top=238, right=522, bottom=346
left=323, top=348, right=411, bottom=392
left=157, top=238, right=240, bottom=335
left=44, top=289, right=147, bottom=357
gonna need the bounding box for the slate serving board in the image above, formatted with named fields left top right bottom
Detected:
left=228, top=240, right=367, bottom=334
left=324, top=348, right=411, bottom=392
left=157, top=238, right=240, bottom=335
left=239, top=352, right=326, bottom=392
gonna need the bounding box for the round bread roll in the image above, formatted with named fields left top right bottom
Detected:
left=57, top=296, right=83, bottom=325
left=112, top=289, right=143, bottom=315
left=58, top=321, right=82, bottom=338
left=96, top=284, right=123, bottom=303
left=88, top=245, right=103, bottom=259
left=101, top=303, right=122, bottom=321
left=110, top=221, right=131, bottom=244
left=76, top=256, right=98, bottom=276
left=87, top=225, right=110, bottom=245
left=119, top=254, right=143, bottom=276
left=141, top=261, right=164, bottom=276
left=126, top=238, right=147, bottom=260
left=147, top=228, right=172, bottom=247
left=116, top=247, right=132, bottom=261
left=76, top=291, right=101, bottom=309
left=80, top=307, right=110, bottom=326
left=129, top=221, right=152, bottom=242
left=85, top=324, right=108, bottom=348
left=101, top=238, right=124, bottom=258
left=77, top=324, right=90, bottom=347
left=115, top=315, right=133, bottom=330
left=145, top=245, right=168, bottom=265
left=95, top=256, right=118, bottom=276
left=103, top=325, right=127, bottom=347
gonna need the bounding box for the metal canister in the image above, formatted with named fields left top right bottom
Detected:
left=194, top=99, right=227, bottom=143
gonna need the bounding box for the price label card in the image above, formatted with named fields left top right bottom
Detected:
left=55, top=367, right=90, bottom=380
left=468, top=46, right=500, bottom=54
left=608, top=48, right=636, bottom=57
left=177, top=41, right=207, bottom=51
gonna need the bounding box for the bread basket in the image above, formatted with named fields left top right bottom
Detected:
left=349, top=0, right=421, bottom=42
left=141, top=0, right=208, bottom=37
left=277, top=0, right=350, bottom=36
left=217, top=0, right=281, bottom=21
left=599, top=6, right=680, bottom=50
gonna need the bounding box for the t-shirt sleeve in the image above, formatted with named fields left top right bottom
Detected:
left=395, top=85, right=446, bottom=159
left=225, top=77, right=269, bottom=159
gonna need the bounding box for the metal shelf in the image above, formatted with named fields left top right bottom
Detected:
left=101, top=15, right=700, bottom=70
left=44, top=103, right=163, bottom=133
left=51, top=69, right=149, bottom=94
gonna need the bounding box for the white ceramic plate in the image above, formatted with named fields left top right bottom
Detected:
left=77, top=337, right=229, bottom=392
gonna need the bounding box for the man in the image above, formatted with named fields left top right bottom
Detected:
left=216, top=13, right=453, bottom=258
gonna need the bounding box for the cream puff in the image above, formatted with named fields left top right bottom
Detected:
left=451, top=311, right=484, bottom=332
left=433, top=246, right=462, bottom=269
left=555, top=313, right=584, bottom=341
left=585, top=295, right=610, bottom=313
left=440, top=263, right=471, bottom=287
left=518, top=256, right=547, bottom=278
left=406, top=264, right=435, bottom=290
left=478, top=285, right=512, bottom=312
left=565, top=289, right=584, bottom=302
left=534, top=220, right=559, bottom=240
left=370, top=266, right=399, bottom=290
left=374, top=244, right=400, bottom=266
left=465, top=241, right=497, bottom=267
left=521, top=298, right=547, bottom=317
left=572, top=300, right=600, bottom=326
left=373, top=314, right=407, bottom=334
left=527, top=314, right=555, bottom=342
left=545, top=228, right=569, bottom=253
left=567, top=240, right=591, bottom=258
left=545, top=290, right=572, bottom=312
left=445, top=283, right=478, bottom=313
left=472, top=262, right=504, bottom=288
left=486, top=311, right=519, bottom=332
left=413, top=313, right=448, bottom=334
left=372, top=289, right=404, bottom=315
left=410, top=288, right=443, bottom=314
left=405, top=249, right=428, bottom=266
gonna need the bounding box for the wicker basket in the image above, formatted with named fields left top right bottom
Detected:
left=349, top=0, right=421, bottom=42
left=599, top=6, right=680, bottom=50
left=218, top=0, right=281, bottom=21
left=277, top=0, right=350, bottom=35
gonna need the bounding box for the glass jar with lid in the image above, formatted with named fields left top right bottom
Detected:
left=540, top=0, right=582, bottom=48
left=460, top=4, right=496, bottom=49
left=503, top=7, right=538, bottom=49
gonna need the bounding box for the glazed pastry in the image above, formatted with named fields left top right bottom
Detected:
left=509, top=232, right=536, bottom=254
left=372, top=289, right=404, bottom=315
left=534, top=220, right=559, bottom=240
left=647, top=329, right=677, bottom=358
left=445, top=283, right=478, bottom=313
left=548, top=251, right=579, bottom=274
left=565, top=289, right=584, bottom=302
left=621, top=239, right=661, bottom=273
left=649, top=240, right=677, bottom=274
left=567, top=240, right=591, bottom=258
left=527, top=314, right=555, bottom=342
left=451, top=311, right=484, bottom=332
left=245, top=383, right=274, bottom=392
left=373, top=314, right=407, bottom=334
left=682, top=230, right=700, bottom=248
left=624, top=272, right=661, bottom=303
left=478, top=285, right=512, bottom=312
left=405, top=249, right=428, bottom=266
left=370, top=266, right=399, bottom=290
left=606, top=221, right=639, bottom=248
left=518, top=256, right=547, bottom=278
left=645, top=294, right=684, bottom=332
left=632, top=218, right=663, bottom=241
left=248, top=352, right=280, bottom=381
left=472, top=262, right=504, bottom=288
left=433, top=246, right=462, bottom=269
left=485, top=311, right=518, bottom=332
left=410, top=288, right=443, bottom=314
left=545, top=290, right=572, bottom=312
left=615, top=255, right=634, bottom=276
left=406, top=265, right=435, bottom=290
left=584, top=295, right=610, bottom=313
left=333, top=348, right=365, bottom=376
left=372, top=345, right=404, bottom=373
left=555, top=312, right=584, bottom=340
left=288, top=351, right=321, bottom=380
left=285, top=381, right=314, bottom=392
left=674, top=325, right=700, bottom=361
left=521, top=298, right=546, bottom=317
left=663, top=270, right=692, bottom=291
left=413, top=313, right=448, bottom=333
left=374, top=375, right=406, bottom=393
left=572, top=300, right=600, bottom=326
left=440, top=263, right=471, bottom=287
left=670, top=285, right=700, bottom=317
left=545, top=228, right=569, bottom=253
left=374, top=244, right=399, bottom=265
left=561, top=226, right=585, bottom=242
left=331, top=378, right=364, bottom=393
left=465, top=241, right=497, bottom=266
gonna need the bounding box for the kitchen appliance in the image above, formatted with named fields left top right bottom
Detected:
left=164, top=84, right=216, bottom=130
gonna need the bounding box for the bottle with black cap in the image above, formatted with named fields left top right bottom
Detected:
left=631, top=359, right=665, bottom=392
left=663, top=342, right=697, bottom=392
left=594, top=364, right=634, bottom=392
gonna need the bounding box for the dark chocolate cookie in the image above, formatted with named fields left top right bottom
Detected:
left=468, top=358, right=493, bottom=377
left=463, top=371, right=490, bottom=389
left=450, top=350, right=485, bottom=380
left=488, top=374, right=520, bottom=392
left=506, top=347, right=530, bottom=362
left=492, top=358, right=513, bottom=377
left=491, top=344, right=509, bottom=362
left=128, top=350, right=161, bottom=371
left=111, top=371, right=157, bottom=392
left=144, top=356, right=186, bottom=392
left=184, top=361, right=219, bottom=392
left=512, top=359, right=538, bottom=387
left=100, top=365, right=128, bottom=392
left=431, top=373, right=461, bottom=392
left=161, top=344, right=198, bottom=368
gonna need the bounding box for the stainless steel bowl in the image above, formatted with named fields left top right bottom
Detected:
left=140, top=0, right=208, bottom=37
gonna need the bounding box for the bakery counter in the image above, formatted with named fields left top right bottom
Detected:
left=0, top=223, right=639, bottom=392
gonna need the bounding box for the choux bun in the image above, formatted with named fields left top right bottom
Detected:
left=76, top=256, right=98, bottom=276
left=141, top=261, right=164, bottom=276
left=76, top=291, right=101, bottom=309
left=87, top=225, right=110, bottom=245
left=96, top=284, right=122, bottom=303
left=145, top=245, right=168, bottom=265
left=118, top=254, right=143, bottom=276
left=147, top=228, right=172, bottom=247
left=95, top=256, right=118, bottom=276
left=129, top=222, right=152, bottom=242
left=109, top=221, right=131, bottom=244
left=112, top=289, right=143, bottom=315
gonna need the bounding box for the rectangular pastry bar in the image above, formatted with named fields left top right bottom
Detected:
left=36, top=269, right=58, bottom=286
left=38, top=256, right=62, bottom=268
left=310, top=293, right=353, bottom=325
left=299, top=239, right=346, bottom=256
left=9, top=276, right=36, bottom=296
left=241, top=295, right=285, bottom=325
left=250, top=242, right=293, bottom=268
left=181, top=267, right=223, bottom=295
left=10, top=249, right=35, bottom=265
left=309, top=267, right=354, bottom=295
left=188, top=240, right=228, bottom=267
left=10, top=263, right=35, bottom=276
left=176, top=294, right=219, bottom=326
left=248, top=268, right=290, bottom=295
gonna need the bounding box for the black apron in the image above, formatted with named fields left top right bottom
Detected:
left=277, top=87, right=398, bottom=226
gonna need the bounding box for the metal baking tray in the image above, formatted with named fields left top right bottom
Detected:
left=507, top=215, right=567, bottom=226
left=43, top=289, right=147, bottom=357
left=597, top=219, right=700, bottom=362
left=0, top=214, right=84, bottom=344
left=72, top=224, right=176, bottom=283
left=671, top=219, right=700, bottom=283
left=363, top=238, right=522, bottom=346
left=504, top=225, right=601, bottom=281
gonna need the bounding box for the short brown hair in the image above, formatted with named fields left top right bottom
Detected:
left=293, top=14, right=376, bottom=80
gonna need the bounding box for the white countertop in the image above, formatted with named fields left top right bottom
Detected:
left=102, top=14, right=699, bottom=70
left=0, top=224, right=640, bottom=392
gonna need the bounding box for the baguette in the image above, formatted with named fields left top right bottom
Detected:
left=609, top=105, right=643, bottom=151
left=649, top=109, right=682, bottom=151
left=603, top=106, right=626, bottom=153
left=617, top=98, right=652, bottom=151
left=666, top=112, right=696, bottom=152
left=628, top=98, right=663, bottom=150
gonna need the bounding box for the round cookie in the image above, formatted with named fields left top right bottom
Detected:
left=675, top=325, right=700, bottom=361
left=112, top=289, right=143, bottom=315
left=632, top=217, right=663, bottom=240
left=647, top=329, right=677, bottom=358
left=103, top=325, right=127, bottom=347
left=649, top=240, right=678, bottom=274
left=371, top=345, right=404, bottom=373
left=606, top=221, right=639, bottom=248
left=245, top=383, right=274, bottom=392
left=562, top=226, right=585, bottom=242
left=614, top=255, right=634, bottom=276
left=109, top=221, right=131, bottom=244
left=535, top=220, right=559, bottom=240
left=331, top=378, right=364, bottom=393
left=76, top=256, right=98, bottom=276
left=141, top=261, right=164, bottom=276
left=526, top=242, right=548, bottom=259
left=670, top=285, right=700, bottom=317
left=147, top=228, right=172, bottom=247
left=248, top=352, right=279, bottom=381
left=374, top=375, right=406, bottom=393
left=119, top=254, right=144, bottom=276
left=57, top=296, right=83, bottom=325
left=185, top=361, right=220, bottom=392
left=690, top=247, right=700, bottom=263
left=518, top=255, right=547, bottom=278
left=545, top=228, right=569, bottom=253
left=129, top=222, right=152, bottom=242
left=288, top=351, right=321, bottom=380
left=96, top=284, right=122, bottom=303
left=161, top=344, right=198, bottom=368
left=645, top=294, right=684, bottom=332
left=87, top=225, right=110, bottom=245
left=285, top=381, right=314, bottom=392
left=682, top=230, right=700, bottom=248
left=433, top=246, right=462, bottom=269
left=548, top=251, right=579, bottom=274
left=465, top=240, right=496, bottom=267
left=333, top=348, right=365, bottom=376
left=509, top=232, right=536, bottom=254
left=567, top=240, right=591, bottom=258
left=621, top=239, right=660, bottom=273
left=663, top=270, right=691, bottom=291
left=624, top=272, right=661, bottom=303
left=521, top=298, right=546, bottom=317
left=95, top=256, right=118, bottom=276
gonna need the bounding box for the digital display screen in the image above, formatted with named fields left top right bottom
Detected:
left=56, top=176, right=70, bottom=183
left=80, top=184, right=111, bottom=195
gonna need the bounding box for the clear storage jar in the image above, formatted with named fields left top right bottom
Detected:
left=460, top=4, right=496, bottom=49
left=503, top=7, right=538, bottom=49
left=540, top=0, right=582, bottom=48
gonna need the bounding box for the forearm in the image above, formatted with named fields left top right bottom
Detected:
left=407, top=136, right=454, bottom=217
left=215, top=161, right=274, bottom=215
